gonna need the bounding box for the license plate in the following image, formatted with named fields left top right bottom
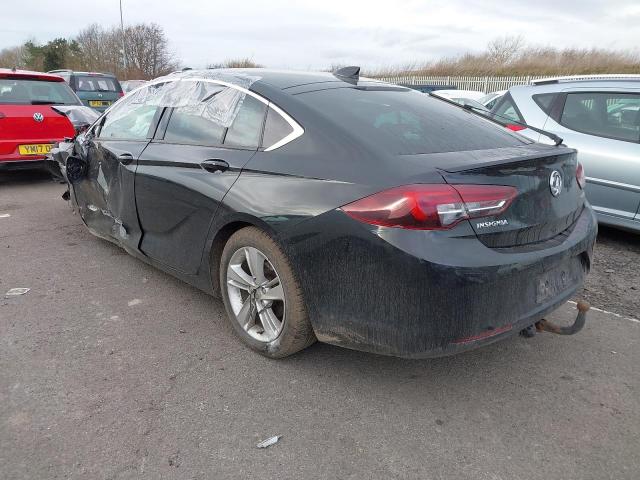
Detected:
left=536, top=262, right=582, bottom=304
left=18, top=144, right=53, bottom=155
left=89, top=100, right=111, bottom=107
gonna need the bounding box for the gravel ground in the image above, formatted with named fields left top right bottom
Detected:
left=579, top=226, right=640, bottom=319
left=1, top=171, right=639, bottom=480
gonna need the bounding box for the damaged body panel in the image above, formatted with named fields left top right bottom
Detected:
left=64, top=69, right=598, bottom=358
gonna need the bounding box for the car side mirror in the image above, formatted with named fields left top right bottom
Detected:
left=66, top=155, right=88, bottom=184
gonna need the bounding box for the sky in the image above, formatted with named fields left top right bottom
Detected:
left=2, top=0, right=640, bottom=70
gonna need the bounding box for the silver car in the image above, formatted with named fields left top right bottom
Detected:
left=491, top=76, right=640, bottom=232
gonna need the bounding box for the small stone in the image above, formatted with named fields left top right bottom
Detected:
left=604, top=269, right=615, bottom=273
left=179, top=329, right=186, bottom=334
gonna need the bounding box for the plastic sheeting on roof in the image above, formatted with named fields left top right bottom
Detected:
left=106, top=70, right=262, bottom=129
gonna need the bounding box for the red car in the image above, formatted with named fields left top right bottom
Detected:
left=0, top=69, right=81, bottom=171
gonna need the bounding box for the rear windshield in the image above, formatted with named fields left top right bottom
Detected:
left=0, top=78, right=80, bottom=105
left=296, top=88, right=528, bottom=154
left=75, top=76, right=120, bottom=92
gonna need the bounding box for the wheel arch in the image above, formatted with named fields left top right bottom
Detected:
left=206, top=213, right=280, bottom=297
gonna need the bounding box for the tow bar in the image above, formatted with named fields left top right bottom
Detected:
left=535, top=301, right=590, bottom=335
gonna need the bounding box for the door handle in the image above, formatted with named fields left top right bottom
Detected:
left=117, top=152, right=135, bottom=165
left=201, top=159, right=229, bottom=173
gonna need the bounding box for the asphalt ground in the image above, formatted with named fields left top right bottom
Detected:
left=1, top=171, right=639, bottom=480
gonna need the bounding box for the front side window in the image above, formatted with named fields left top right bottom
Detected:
left=96, top=84, right=168, bottom=140
left=559, top=92, right=640, bottom=142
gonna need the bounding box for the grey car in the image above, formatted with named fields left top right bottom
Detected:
left=491, top=76, right=640, bottom=232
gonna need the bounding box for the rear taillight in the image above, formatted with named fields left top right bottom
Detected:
left=576, top=162, right=586, bottom=189
left=341, top=184, right=517, bottom=230
left=505, top=124, right=525, bottom=132
left=118, top=91, right=124, bottom=97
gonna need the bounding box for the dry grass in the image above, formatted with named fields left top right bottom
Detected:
left=207, top=58, right=263, bottom=69
left=366, top=37, right=640, bottom=77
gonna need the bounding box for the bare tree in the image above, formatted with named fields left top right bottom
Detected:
left=74, top=22, right=178, bottom=79
left=486, top=35, right=525, bottom=66
left=0, top=45, right=28, bottom=69
left=122, top=23, right=176, bottom=78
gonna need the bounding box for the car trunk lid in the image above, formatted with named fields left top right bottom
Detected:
left=436, top=146, right=584, bottom=247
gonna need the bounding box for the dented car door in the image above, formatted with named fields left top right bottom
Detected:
left=72, top=85, right=165, bottom=250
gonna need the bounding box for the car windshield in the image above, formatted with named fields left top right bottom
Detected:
left=297, top=87, right=528, bottom=155
left=0, top=78, right=80, bottom=105
left=76, top=76, right=119, bottom=92
left=479, top=93, right=497, bottom=104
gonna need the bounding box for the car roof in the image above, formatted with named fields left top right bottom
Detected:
left=0, top=68, right=65, bottom=82
left=510, top=78, right=640, bottom=94
left=168, top=68, right=385, bottom=90
left=47, top=70, right=117, bottom=78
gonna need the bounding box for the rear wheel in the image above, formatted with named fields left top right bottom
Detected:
left=219, top=227, right=315, bottom=358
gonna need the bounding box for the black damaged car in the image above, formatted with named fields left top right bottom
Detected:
left=59, top=68, right=597, bottom=358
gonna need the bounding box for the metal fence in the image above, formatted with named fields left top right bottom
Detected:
left=372, top=75, right=545, bottom=93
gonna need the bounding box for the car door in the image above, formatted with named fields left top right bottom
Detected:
left=73, top=83, right=166, bottom=250
left=135, top=82, right=268, bottom=274
left=542, top=90, right=640, bottom=222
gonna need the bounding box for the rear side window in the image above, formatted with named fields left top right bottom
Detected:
left=261, top=107, right=294, bottom=149
left=0, top=79, right=79, bottom=105
left=559, top=92, right=640, bottom=143
left=491, top=93, right=524, bottom=125
left=533, top=93, right=557, bottom=115
left=163, top=84, right=232, bottom=146
left=224, top=95, right=267, bottom=149
left=162, top=85, right=267, bottom=149
left=75, top=76, right=119, bottom=92
left=297, top=88, right=526, bottom=155
left=164, top=106, right=226, bottom=145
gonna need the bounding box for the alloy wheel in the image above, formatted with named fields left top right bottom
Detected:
left=226, top=246, right=286, bottom=342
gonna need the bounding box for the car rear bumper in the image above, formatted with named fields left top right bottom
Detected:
left=284, top=205, right=597, bottom=358
left=0, top=158, right=49, bottom=171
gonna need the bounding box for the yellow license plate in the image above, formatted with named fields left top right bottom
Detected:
left=18, top=144, right=53, bottom=155
left=89, top=100, right=111, bottom=107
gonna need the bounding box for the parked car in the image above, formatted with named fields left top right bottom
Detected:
left=431, top=91, right=490, bottom=112
left=431, top=89, right=485, bottom=101
left=121, top=80, right=147, bottom=93
left=62, top=68, right=596, bottom=358
left=0, top=68, right=82, bottom=171
left=479, top=90, right=506, bottom=110
left=490, top=76, right=640, bottom=232
left=401, top=84, right=457, bottom=93
left=47, top=70, right=124, bottom=112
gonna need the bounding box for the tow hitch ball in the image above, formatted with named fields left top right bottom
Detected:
left=520, top=301, right=590, bottom=337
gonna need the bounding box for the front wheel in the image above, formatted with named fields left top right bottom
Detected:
left=219, top=227, right=316, bottom=358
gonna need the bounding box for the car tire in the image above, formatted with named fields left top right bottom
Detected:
left=219, top=226, right=316, bottom=358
